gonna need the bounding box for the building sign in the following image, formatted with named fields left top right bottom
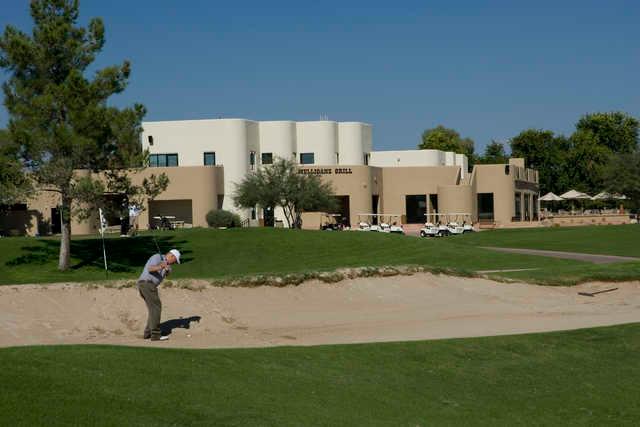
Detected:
left=298, top=167, right=353, bottom=175
left=515, top=180, right=539, bottom=192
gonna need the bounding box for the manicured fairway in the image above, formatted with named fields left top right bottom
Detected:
left=0, top=226, right=639, bottom=285
left=1, top=323, right=638, bottom=426
left=457, top=224, right=640, bottom=257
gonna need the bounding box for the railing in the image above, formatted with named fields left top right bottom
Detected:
left=511, top=166, right=539, bottom=183
left=241, top=218, right=250, bottom=228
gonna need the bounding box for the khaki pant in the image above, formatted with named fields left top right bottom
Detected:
left=137, top=280, right=162, bottom=339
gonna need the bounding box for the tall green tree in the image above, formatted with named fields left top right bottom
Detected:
left=0, top=129, right=32, bottom=209
left=576, top=112, right=639, bottom=154
left=0, top=0, right=167, bottom=270
left=509, top=129, right=571, bottom=194
left=603, top=151, right=640, bottom=212
left=565, top=130, right=611, bottom=194
left=234, top=158, right=336, bottom=229
left=419, top=125, right=475, bottom=164
left=477, top=140, right=509, bottom=164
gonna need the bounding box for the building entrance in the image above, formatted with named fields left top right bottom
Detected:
left=333, top=196, right=350, bottom=227
left=405, top=195, right=427, bottom=223
left=478, top=193, right=495, bottom=222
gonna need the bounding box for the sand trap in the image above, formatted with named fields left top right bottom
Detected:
left=1, top=274, right=639, bottom=349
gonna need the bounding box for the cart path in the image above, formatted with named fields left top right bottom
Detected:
left=1, top=274, right=639, bottom=349
left=482, top=247, right=640, bottom=264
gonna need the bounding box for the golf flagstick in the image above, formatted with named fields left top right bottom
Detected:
left=99, top=208, right=108, bottom=279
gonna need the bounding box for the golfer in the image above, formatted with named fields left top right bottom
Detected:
left=137, top=249, right=181, bottom=341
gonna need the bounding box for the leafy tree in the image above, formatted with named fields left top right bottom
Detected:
left=234, top=158, right=336, bottom=229
left=0, top=129, right=32, bottom=210
left=0, top=0, right=167, bottom=270
left=576, top=112, right=639, bottom=154
left=477, top=140, right=509, bottom=164
left=510, top=129, right=571, bottom=194
left=566, top=130, right=612, bottom=194
left=419, top=125, right=475, bottom=164
left=603, top=151, right=640, bottom=212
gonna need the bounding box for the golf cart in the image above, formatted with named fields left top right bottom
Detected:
left=320, top=213, right=343, bottom=231
left=420, top=213, right=442, bottom=237
left=357, top=213, right=405, bottom=234
left=379, top=214, right=404, bottom=234
left=448, top=213, right=475, bottom=234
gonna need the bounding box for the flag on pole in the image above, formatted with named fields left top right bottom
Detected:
left=98, top=208, right=108, bottom=275
left=99, top=208, right=107, bottom=236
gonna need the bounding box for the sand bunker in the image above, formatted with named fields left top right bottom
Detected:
left=1, top=274, right=639, bottom=349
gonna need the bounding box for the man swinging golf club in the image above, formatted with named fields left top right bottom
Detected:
left=137, top=248, right=181, bottom=341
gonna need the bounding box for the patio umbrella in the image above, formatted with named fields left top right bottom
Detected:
left=591, top=191, right=612, bottom=200
left=560, top=189, right=592, bottom=200
left=539, top=192, right=564, bottom=202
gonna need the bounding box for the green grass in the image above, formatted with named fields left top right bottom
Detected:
left=457, top=224, right=640, bottom=257
left=1, top=324, right=639, bottom=426
left=1, top=226, right=639, bottom=285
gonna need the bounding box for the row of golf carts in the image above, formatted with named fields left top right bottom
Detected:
left=356, top=214, right=405, bottom=234
left=420, top=213, right=475, bottom=237
left=321, top=213, right=405, bottom=234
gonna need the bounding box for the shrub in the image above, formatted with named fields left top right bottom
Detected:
left=206, top=209, right=242, bottom=228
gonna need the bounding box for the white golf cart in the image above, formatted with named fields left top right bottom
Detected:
left=419, top=213, right=441, bottom=237
left=357, top=213, right=405, bottom=234
left=448, top=213, right=475, bottom=234
left=420, top=213, right=474, bottom=237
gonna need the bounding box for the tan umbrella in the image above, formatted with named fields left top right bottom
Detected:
left=560, top=190, right=592, bottom=200
left=540, top=192, right=564, bottom=202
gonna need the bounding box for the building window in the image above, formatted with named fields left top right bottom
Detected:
left=336, top=152, right=340, bottom=164
left=249, top=151, right=256, bottom=170
left=204, top=152, right=216, bottom=166
left=149, top=153, right=178, bottom=167
left=261, top=152, right=273, bottom=165
left=147, top=135, right=154, bottom=146
left=364, top=153, right=369, bottom=165
left=300, top=153, right=314, bottom=165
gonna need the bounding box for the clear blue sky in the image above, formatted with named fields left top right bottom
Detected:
left=1, top=0, right=638, bottom=152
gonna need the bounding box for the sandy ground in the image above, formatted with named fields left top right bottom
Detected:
left=1, top=274, right=639, bottom=349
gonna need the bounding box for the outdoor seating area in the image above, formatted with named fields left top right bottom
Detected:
left=539, top=190, right=634, bottom=226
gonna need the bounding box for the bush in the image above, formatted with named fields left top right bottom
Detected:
left=206, top=209, right=242, bottom=228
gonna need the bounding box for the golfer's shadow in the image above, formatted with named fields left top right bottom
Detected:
left=159, top=316, right=202, bottom=336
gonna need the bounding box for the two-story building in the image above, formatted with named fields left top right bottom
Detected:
left=1, top=118, right=540, bottom=236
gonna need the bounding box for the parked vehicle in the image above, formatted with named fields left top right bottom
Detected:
left=419, top=222, right=439, bottom=237
left=356, top=213, right=405, bottom=234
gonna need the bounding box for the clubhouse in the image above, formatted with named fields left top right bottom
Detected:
left=2, top=118, right=540, bottom=236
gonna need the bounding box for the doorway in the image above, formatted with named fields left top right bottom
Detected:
left=477, top=193, right=495, bottom=221
left=405, top=195, right=427, bottom=223
left=371, top=195, right=379, bottom=225
left=263, top=207, right=275, bottom=227
left=51, top=207, right=61, bottom=234
left=333, top=196, right=351, bottom=227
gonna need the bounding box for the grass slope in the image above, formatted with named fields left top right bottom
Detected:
left=1, top=226, right=640, bottom=285
left=457, top=224, right=640, bottom=257
left=1, top=324, right=639, bottom=426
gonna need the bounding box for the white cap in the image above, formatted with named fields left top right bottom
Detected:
left=169, top=249, right=181, bottom=264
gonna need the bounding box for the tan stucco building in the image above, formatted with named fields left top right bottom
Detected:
left=1, top=118, right=540, bottom=236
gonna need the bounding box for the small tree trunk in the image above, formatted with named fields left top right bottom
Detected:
left=58, top=194, right=72, bottom=271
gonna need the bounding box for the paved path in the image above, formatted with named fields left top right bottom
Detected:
left=483, top=247, right=640, bottom=264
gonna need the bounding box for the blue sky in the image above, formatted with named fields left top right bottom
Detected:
left=1, top=0, right=638, bottom=152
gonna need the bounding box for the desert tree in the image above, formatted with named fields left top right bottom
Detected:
left=0, top=0, right=168, bottom=270
left=233, top=158, right=336, bottom=228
